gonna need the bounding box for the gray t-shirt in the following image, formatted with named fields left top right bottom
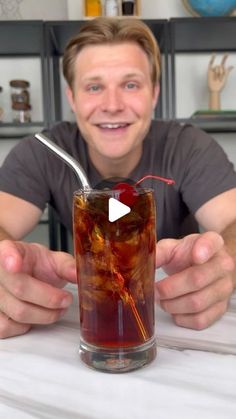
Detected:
left=0, top=120, right=236, bottom=239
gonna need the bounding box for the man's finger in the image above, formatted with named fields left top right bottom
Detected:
left=49, top=250, right=77, bottom=284
left=156, top=252, right=229, bottom=300
left=158, top=274, right=233, bottom=313
left=0, top=287, right=68, bottom=325
left=191, top=231, right=224, bottom=265
left=155, top=238, right=182, bottom=269
left=0, top=270, right=73, bottom=309
left=0, top=311, right=31, bottom=339
left=0, top=240, right=77, bottom=285
left=24, top=243, right=77, bottom=285
left=155, top=232, right=223, bottom=274
left=0, top=240, right=24, bottom=273
left=171, top=300, right=228, bottom=330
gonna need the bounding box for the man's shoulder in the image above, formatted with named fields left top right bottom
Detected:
left=149, top=119, right=212, bottom=148
left=148, top=119, right=187, bottom=143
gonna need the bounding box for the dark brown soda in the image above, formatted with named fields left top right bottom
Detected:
left=73, top=189, right=156, bottom=348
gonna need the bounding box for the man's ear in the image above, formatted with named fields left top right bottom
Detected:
left=65, top=85, right=76, bottom=113
left=152, top=83, right=160, bottom=110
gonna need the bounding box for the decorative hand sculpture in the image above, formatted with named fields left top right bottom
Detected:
left=208, top=54, right=233, bottom=111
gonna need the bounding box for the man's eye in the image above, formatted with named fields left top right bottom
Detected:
left=125, top=82, right=138, bottom=90
left=87, top=85, right=101, bottom=92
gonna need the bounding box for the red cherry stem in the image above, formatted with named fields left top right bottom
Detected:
left=134, top=175, right=175, bottom=187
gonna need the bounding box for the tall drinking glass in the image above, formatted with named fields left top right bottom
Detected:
left=73, top=187, right=156, bottom=372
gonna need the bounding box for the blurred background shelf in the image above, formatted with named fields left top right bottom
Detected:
left=169, top=17, right=236, bottom=119
left=0, top=122, right=45, bottom=138
left=174, top=118, right=236, bottom=134
left=1, top=17, right=236, bottom=251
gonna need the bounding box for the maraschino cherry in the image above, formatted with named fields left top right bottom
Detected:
left=112, top=175, right=175, bottom=206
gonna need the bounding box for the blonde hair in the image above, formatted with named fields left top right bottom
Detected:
left=62, top=17, right=161, bottom=89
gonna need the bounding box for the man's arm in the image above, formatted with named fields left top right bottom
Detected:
left=155, top=188, right=236, bottom=330
left=0, top=191, right=43, bottom=240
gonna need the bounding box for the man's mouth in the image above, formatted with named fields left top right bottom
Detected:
left=97, top=123, right=130, bottom=129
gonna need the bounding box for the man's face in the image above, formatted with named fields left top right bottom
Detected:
left=66, top=42, right=159, bottom=165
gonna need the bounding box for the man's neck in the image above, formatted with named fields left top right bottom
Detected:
left=88, top=147, right=143, bottom=180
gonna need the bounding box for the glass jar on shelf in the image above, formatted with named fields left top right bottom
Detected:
left=9, top=79, right=32, bottom=123
left=12, top=102, right=31, bottom=123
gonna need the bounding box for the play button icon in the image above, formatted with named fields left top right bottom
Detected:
left=108, top=198, right=131, bottom=222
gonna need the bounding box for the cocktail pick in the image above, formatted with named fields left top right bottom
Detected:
left=34, top=133, right=91, bottom=190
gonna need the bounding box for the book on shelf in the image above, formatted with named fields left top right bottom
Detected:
left=191, top=110, right=236, bottom=120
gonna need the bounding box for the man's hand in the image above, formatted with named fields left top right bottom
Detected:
left=0, top=240, right=77, bottom=339
left=155, top=232, right=235, bottom=330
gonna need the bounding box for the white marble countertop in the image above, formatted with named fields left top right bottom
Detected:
left=0, top=282, right=236, bottom=419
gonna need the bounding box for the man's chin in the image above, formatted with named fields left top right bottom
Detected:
left=98, top=150, right=129, bottom=161
left=93, top=141, right=132, bottom=160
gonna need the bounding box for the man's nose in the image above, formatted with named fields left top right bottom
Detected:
left=101, top=88, right=125, bottom=113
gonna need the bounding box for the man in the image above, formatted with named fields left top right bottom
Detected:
left=0, top=17, right=235, bottom=339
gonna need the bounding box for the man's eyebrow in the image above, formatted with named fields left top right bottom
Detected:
left=122, top=72, right=144, bottom=79
left=81, top=76, right=102, bottom=83
left=81, top=71, right=144, bottom=83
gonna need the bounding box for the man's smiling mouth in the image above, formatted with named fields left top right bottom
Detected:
left=97, top=123, right=130, bottom=129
